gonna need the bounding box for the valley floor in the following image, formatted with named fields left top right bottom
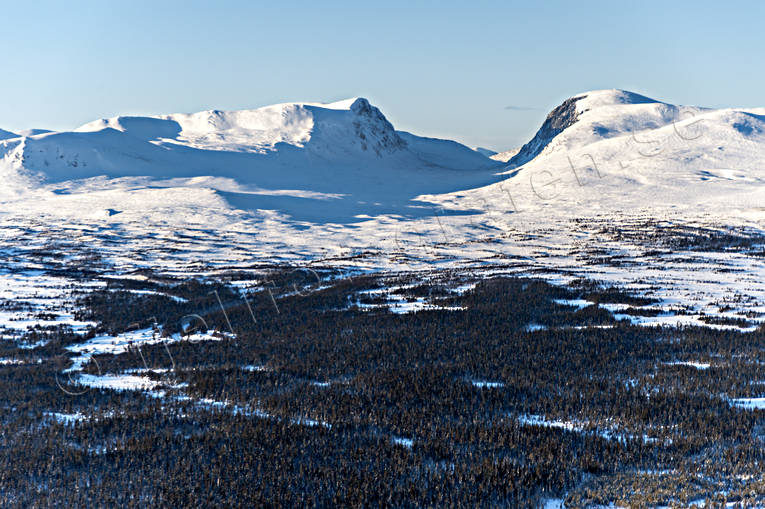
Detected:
left=0, top=211, right=764, bottom=507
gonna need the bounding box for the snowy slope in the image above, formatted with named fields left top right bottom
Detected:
left=17, top=129, right=52, bottom=137
left=472, top=147, right=497, bottom=158
left=489, top=148, right=519, bottom=162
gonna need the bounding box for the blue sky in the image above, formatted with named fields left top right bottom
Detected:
left=1, top=0, right=763, bottom=150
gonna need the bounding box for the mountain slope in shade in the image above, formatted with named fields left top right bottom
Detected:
left=0, top=98, right=501, bottom=223
left=0, top=128, right=17, bottom=141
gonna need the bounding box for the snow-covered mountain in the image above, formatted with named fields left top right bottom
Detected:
left=432, top=89, right=765, bottom=219
left=3, top=89, right=765, bottom=227
left=508, top=89, right=709, bottom=169
left=1, top=98, right=497, bottom=183
left=0, top=97, right=501, bottom=222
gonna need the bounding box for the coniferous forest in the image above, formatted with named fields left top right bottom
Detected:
left=0, top=268, right=763, bottom=507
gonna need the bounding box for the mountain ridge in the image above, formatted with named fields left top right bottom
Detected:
left=3, top=89, right=765, bottom=226
left=0, top=97, right=496, bottom=187
left=0, top=97, right=502, bottom=223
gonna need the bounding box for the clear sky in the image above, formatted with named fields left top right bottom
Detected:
left=1, top=0, right=763, bottom=151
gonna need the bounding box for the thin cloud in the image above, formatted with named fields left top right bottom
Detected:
left=504, top=105, right=539, bottom=111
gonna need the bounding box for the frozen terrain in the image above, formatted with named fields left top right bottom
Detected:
left=2, top=88, right=765, bottom=506
left=1, top=89, right=765, bottom=339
